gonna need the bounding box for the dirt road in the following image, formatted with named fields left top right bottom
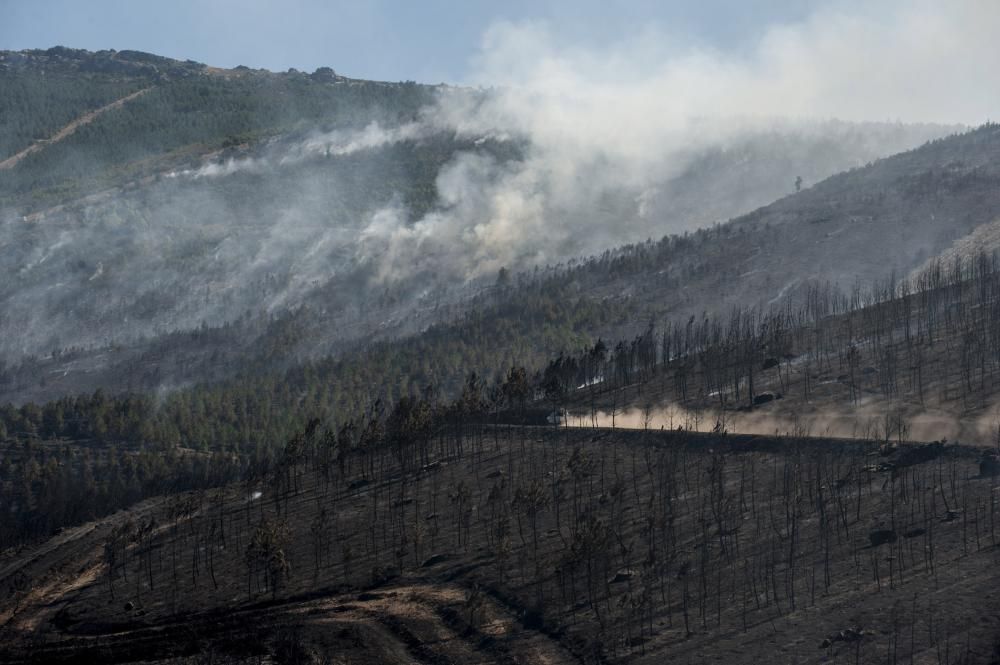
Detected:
left=0, top=87, right=153, bottom=170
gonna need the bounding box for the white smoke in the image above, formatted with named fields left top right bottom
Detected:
left=165, top=121, right=433, bottom=180
left=2, top=1, right=995, bottom=366
left=353, top=1, right=996, bottom=283
left=161, top=2, right=1000, bottom=286
left=280, top=121, right=428, bottom=163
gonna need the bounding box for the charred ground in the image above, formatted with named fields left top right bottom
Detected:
left=3, top=425, right=1000, bottom=664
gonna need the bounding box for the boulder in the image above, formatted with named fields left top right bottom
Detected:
left=311, top=66, right=339, bottom=82
left=609, top=568, right=637, bottom=584
left=421, top=554, right=449, bottom=568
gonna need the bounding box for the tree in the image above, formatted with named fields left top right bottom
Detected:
left=245, top=518, right=291, bottom=600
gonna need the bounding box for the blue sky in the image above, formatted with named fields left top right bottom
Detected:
left=3, top=1, right=995, bottom=125
left=1, top=0, right=828, bottom=83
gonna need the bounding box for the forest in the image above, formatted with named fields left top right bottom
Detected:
left=0, top=47, right=443, bottom=207
left=3, top=43, right=1000, bottom=664
left=3, top=394, right=1000, bottom=662
left=5, top=250, right=1000, bottom=660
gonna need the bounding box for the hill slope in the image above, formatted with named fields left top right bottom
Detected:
left=0, top=48, right=962, bottom=379
left=4, top=48, right=1000, bottom=663
left=2, top=426, right=999, bottom=663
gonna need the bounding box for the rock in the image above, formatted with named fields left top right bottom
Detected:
left=311, top=66, right=339, bottom=82
left=841, top=628, right=863, bottom=642
left=421, top=554, right=449, bottom=568
left=824, top=627, right=866, bottom=646
left=609, top=568, right=637, bottom=584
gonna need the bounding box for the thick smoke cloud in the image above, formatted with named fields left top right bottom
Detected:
left=470, top=1, right=998, bottom=128
left=354, top=1, right=995, bottom=282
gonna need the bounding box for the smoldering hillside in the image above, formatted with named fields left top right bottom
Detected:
left=0, top=58, right=959, bottom=367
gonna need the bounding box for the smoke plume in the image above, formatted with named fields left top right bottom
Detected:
left=353, top=1, right=994, bottom=282
left=2, top=1, right=995, bottom=364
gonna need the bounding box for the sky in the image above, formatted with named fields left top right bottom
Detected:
left=1, top=0, right=831, bottom=83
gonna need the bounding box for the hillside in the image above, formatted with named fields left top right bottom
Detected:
left=4, top=44, right=1000, bottom=664
left=529, top=244, right=1000, bottom=451
left=4, top=123, right=1000, bottom=447
left=0, top=48, right=963, bottom=388
left=0, top=47, right=439, bottom=206
left=3, top=424, right=999, bottom=663
left=5, top=250, right=1000, bottom=560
